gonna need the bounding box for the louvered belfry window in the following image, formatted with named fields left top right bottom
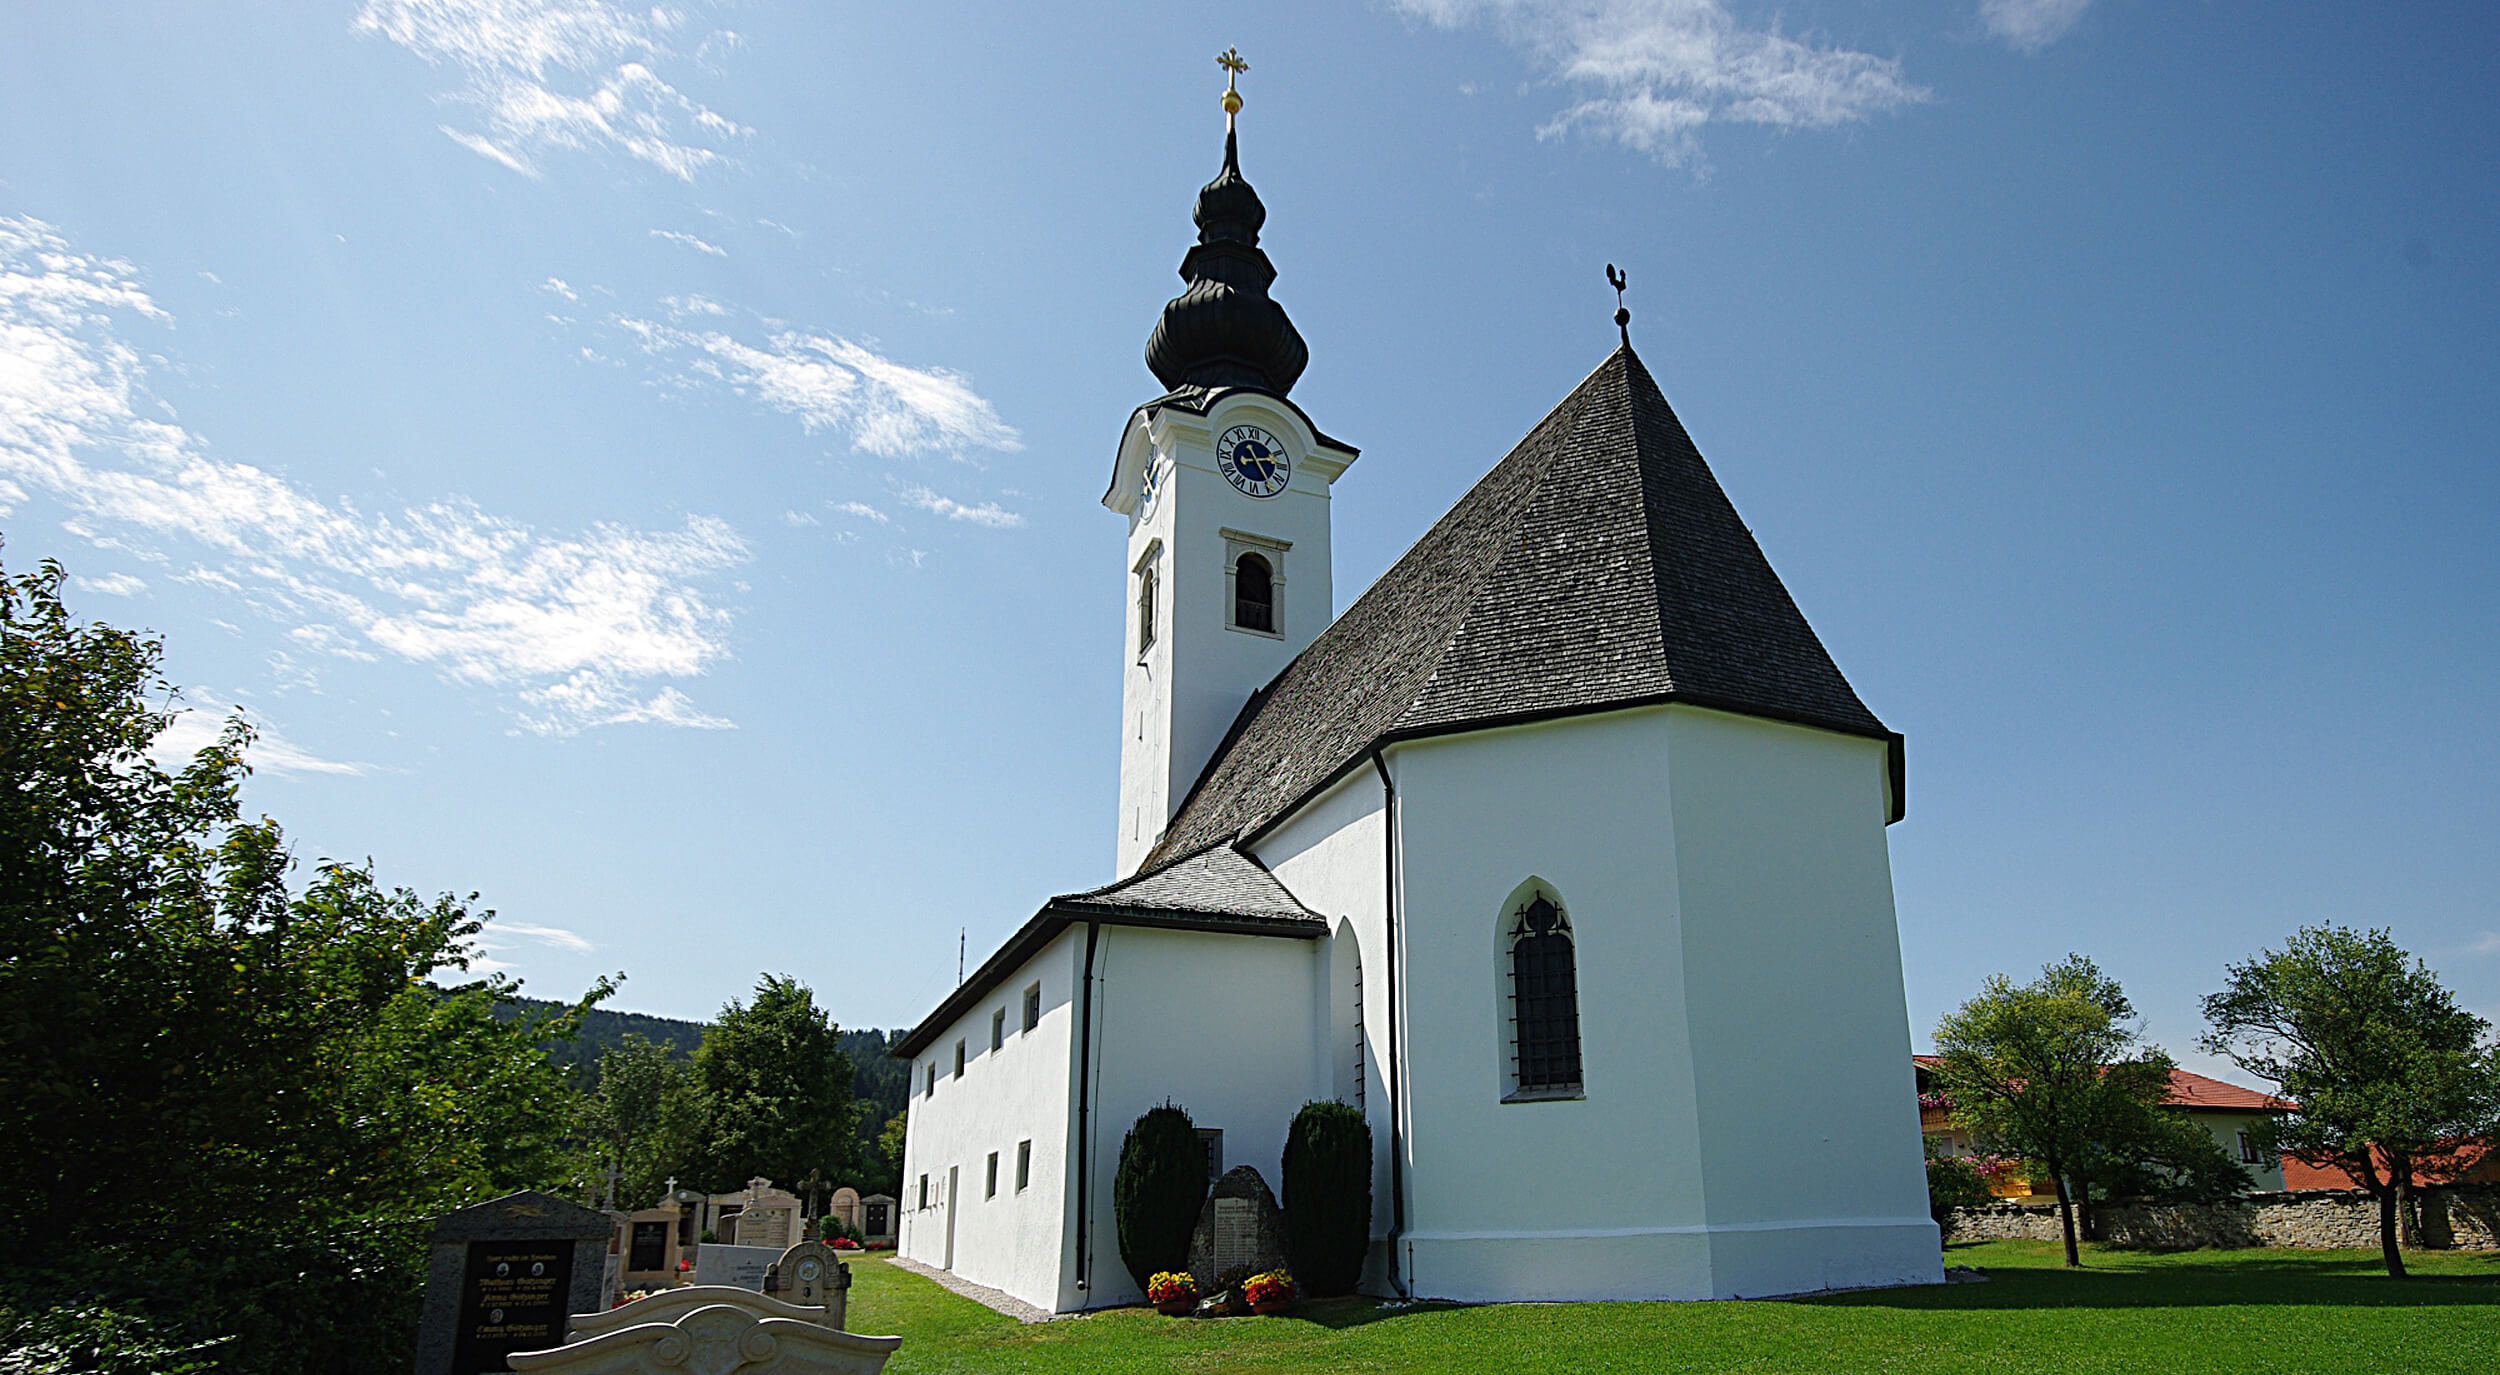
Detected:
left=1509, top=894, right=1583, bottom=1094
left=1234, top=553, right=1274, bottom=632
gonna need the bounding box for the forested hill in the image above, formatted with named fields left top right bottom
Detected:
left=493, top=995, right=915, bottom=1143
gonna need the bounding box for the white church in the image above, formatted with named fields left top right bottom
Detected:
left=893, top=81, right=1941, bottom=1311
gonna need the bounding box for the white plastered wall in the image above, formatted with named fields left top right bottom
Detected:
left=1663, top=706, right=1941, bottom=1297
left=1385, top=704, right=1940, bottom=1301
left=2195, top=1112, right=2287, bottom=1192
left=1253, top=771, right=1396, bottom=1277
left=1062, top=924, right=1325, bottom=1311
left=895, top=928, right=1080, bottom=1313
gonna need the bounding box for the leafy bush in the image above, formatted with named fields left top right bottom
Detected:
left=1113, top=1103, right=1206, bottom=1291
left=1281, top=1100, right=1371, bottom=1295
left=1924, top=1139, right=1994, bottom=1241
left=0, top=1299, right=224, bottom=1375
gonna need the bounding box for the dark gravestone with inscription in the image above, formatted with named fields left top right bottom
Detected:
left=416, top=1191, right=611, bottom=1375
left=1186, top=1166, right=1289, bottom=1297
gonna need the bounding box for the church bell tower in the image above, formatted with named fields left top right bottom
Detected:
left=1104, top=52, right=1359, bottom=877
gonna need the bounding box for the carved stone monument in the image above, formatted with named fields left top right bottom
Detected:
left=415, top=1190, right=611, bottom=1375
left=1186, top=1166, right=1289, bottom=1296
left=510, top=1295, right=900, bottom=1375
left=761, top=1241, right=851, bottom=1330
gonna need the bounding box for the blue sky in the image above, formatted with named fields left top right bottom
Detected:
left=3, top=1, right=2493, bottom=1074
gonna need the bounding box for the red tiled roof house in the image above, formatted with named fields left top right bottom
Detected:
left=1912, top=1056, right=2291, bottom=1195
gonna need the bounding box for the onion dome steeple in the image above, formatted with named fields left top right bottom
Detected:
left=1144, top=51, right=1309, bottom=397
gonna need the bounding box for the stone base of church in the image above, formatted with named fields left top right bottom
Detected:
left=1396, top=1217, right=1943, bottom=1303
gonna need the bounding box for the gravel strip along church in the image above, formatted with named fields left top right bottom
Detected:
left=893, top=59, right=1941, bottom=1312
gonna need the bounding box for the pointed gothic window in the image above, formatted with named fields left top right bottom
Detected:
left=1507, top=892, right=1583, bottom=1097
left=1234, top=552, right=1274, bottom=633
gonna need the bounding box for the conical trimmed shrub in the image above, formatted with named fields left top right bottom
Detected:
left=1114, top=1102, right=1207, bottom=1291
left=1282, top=1099, right=1372, bottom=1296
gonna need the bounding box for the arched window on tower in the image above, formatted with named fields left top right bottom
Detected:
left=1233, top=552, right=1274, bottom=633
left=1506, top=889, right=1583, bottom=1099
left=1137, top=564, right=1158, bottom=656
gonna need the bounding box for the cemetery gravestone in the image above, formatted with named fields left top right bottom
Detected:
left=767, top=1241, right=851, bottom=1330
left=416, top=1191, right=610, bottom=1375
left=693, top=1241, right=784, bottom=1291
left=1186, top=1166, right=1289, bottom=1296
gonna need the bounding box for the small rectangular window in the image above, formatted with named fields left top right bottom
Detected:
left=924, top=1062, right=936, bottom=1097
left=1197, top=1128, right=1224, bottom=1185
left=991, top=1008, right=1005, bottom=1052
left=1016, top=1139, right=1032, bottom=1191
left=986, top=1152, right=999, bottom=1199
left=2237, top=1130, right=2261, bottom=1165
left=954, top=1040, right=966, bottom=1079
left=1022, top=982, right=1042, bottom=1032
left=917, top=1174, right=929, bottom=1209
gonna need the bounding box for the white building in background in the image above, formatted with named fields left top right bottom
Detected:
left=893, top=93, right=1941, bottom=1312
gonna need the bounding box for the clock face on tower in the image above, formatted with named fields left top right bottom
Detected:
left=1216, top=424, right=1291, bottom=498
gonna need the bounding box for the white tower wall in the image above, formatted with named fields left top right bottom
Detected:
left=1105, top=393, right=1353, bottom=876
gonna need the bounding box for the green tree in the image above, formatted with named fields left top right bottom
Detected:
left=583, top=1034, right=708, bottom=1209
left=1113, top=1103, right=1206, bottom=1291
left=1281, top=1100, right=1372, bottom=1296
left=2201, top=925, right=2500, bottom=1278
left=1930, top=955, right=2190, bottom=1266
left=0, top=554, right=605, bottom=1372
left=690, top=975, right=857, bottom=1191
left=871, top=1111, right=911, bottom=1199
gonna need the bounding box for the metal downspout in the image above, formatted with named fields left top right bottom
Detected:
left=1072, top=920, right=1101, bottom=1295
left=1370, top=748, right=1410, bottom=1297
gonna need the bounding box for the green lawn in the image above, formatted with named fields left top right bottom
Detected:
left=846, top=1241, right=2499, bottom=1374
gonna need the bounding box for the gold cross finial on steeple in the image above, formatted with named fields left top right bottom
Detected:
left=1218, top=47, right=1248, bottom=130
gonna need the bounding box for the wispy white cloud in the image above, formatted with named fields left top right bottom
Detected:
left=781, top=509, right=820, bottom=527
left=832, top=500, right=890, bottom=524
left=2470, top=931, right=2500, bottom=957
left=73, top=571, right=147, bottom=596
left=1980, top=0, right=2091, bottom=53
left=650, top=228, right=726, bottom=257
left=472, top=918, right=597, bottom=971
left=541, top=275, right=580, bottom=302
left=488, top=921, right=596, bottom=953
left=148, top=691, right=369, bottom=777
left=612, top=314, right=1021, bottom=458
left=901, top=485, right=1023, bottom=529
left=355, top=0, right=750, bottom=181
left=0, top=215, right=749, bottom=735
left=1395, top=0, right=1928, bottom=167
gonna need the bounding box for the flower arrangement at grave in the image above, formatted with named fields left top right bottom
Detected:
left=1242, top=1269, right=1295, bottom=1314
left=1146, top=1271, right=1198, bottom=1315
left=831, top=1236, right=860, bottom=1250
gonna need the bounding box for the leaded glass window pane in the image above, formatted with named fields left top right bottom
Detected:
left=1510, top=896, right=1582, bottom=1093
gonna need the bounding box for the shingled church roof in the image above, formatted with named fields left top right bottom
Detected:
left=1149, top=344, right=1900, bottom=867
left=892, top=842, right=1324, bottom=1058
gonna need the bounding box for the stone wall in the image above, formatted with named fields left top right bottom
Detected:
left=1946, top=1186, right=2500, bottom=1251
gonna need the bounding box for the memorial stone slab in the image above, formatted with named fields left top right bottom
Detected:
left=1186, top=1166, right=1289, bottom=1296
left=693, top=1242, right=783, bottom=1291
left=415, top=1190, right=611, bottom=1375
